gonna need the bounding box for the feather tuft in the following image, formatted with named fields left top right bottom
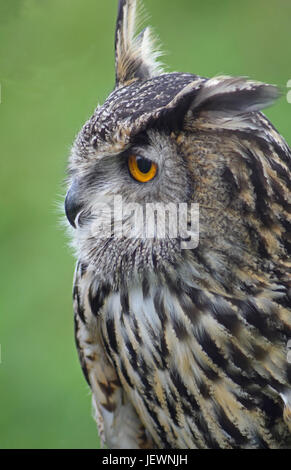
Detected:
left=115, top=0, right=163, bottom=87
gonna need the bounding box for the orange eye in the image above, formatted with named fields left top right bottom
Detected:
left=128, top=154, right=158, bottom=183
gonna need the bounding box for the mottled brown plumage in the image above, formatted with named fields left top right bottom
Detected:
left=65, top=0, right=291, bottom=448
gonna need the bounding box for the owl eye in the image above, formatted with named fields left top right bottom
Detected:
left=128, top=154, right=158, bottom=183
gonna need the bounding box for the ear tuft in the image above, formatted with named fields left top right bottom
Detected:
left=115, top=0, right=163, bottom=87
left=142, top=76, right=280, bottom=132
left=191, top=76, right=280, bottom=115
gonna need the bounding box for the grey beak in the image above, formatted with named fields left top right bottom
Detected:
left=65, top=180, right=84, bottom=228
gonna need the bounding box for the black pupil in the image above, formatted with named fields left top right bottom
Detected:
left=136, top=156, right=152, bottom=173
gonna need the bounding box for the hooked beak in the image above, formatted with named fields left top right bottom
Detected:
left=65, top=180, right=84, bottom=228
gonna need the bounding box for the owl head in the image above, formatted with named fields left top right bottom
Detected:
left=65, top=0, right=289, bottom=289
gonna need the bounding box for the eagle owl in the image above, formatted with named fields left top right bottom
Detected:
left=65, top=0, right=291, bottom=449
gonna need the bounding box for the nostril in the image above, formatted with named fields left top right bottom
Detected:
left=65, top=181, right=83, bottom=228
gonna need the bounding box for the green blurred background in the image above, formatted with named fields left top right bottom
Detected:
left=0, top=0, right=290, bottom=449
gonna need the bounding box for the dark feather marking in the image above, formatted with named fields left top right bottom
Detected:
left=146, top=324, right=168, bottom=369
left=257, top=128, right=291, bottom=166
left=281, top=218, right=291, bottom=238
left=227, top=343, right=251, bottom=371
left=230, top=367, right=268, bottom=389
left=98, top=380, right=115, bottom=398
left=181, top=401, right=193, bottom=417
left=221, top=165, right=240, bottom=192
left=172, top=317, right=189, bottom=340
left=267, top=157, right=290, bottom=187
left=162, top=270, right=182, bottom=297
left=74, top=315, right=90, bottom=386
left=132, top=314, right=143, bottom=345
left=151, top=352, right=166, bottom=371
left=131, top=131, right=150, bottom=147
left=102, top=401, right=117, bottom=413
left=198, top=359, right=220, bottom=382
left=152, top=252, right=158, bottom=270
left=154, top=86, right=200, bottom=131
left=142, top=276, right=150, bottom=298
left=179, top=295, right=201, bottom=326
left=141, top=397, right=172, bottom=448
left=195, top=413, right=220, bottom=449
left=160, top=330, right=170, bottom=359
left=286, top=364, right=291, bottom=385
left=261, top=394, right=284, bottom=423
left=155, top=335, right=169, bottom=369
left=246, top=149, right=274, bottom=228
left=80, top=262, right=88, bottom=277
left=198, top=331, right=228, bottom=369
left=222, top=126, right=291, bottom=167
left=239, top=300, right=283, bottom=343
left=180, top=393, right=219, bottom=448
left=170, top=368, right=199, bottom=411
left=187, top=427, right=202, bottom=449
left=101, top=326, right=112, bottom=360
left=233, top=393, right=258, bottom=411
left=165, top=394, right=180, bottom=427
left=276, top=291, right=291, bottom=310
left=120, top=361, right=134, bottom=388
left=269, top=177, right=291, bottom=212
left=88, top=282, right=111, bottom=317
left=139, top=356, right=150, bottom=375
left=258, top=394, right=290, bottom=444
left=216, top=405, right=248, bottom=446
left=247, top=224, right=269, bottom=259
left=252, top=343, right=268, bottom=361
left=198, top=381, right=211, bottom=399
left=126, top=339, right=138, bottom=369
left=187, top=287, right=209, bottom=310
left=86, top=354, right=96, bottom=361
left=106, top=318, right=118, bottom=354
left=74, top=286, right=86, bottom=324
left=209, top=297, right=241, bottom=336
left=225, top=344, right=270, bottom=387
left=120, top=285, right=130, bottom=316
left=153, top=292, right=167, bottom=324
left=282, top=238, right=291, bottom=256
